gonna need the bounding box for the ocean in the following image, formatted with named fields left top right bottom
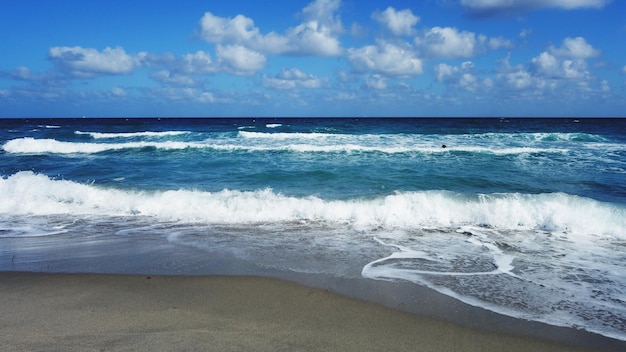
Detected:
left=1, top=117, right=625, bottom=342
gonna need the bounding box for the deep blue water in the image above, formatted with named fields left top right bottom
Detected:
left=1, top=117, right=625, bottom=341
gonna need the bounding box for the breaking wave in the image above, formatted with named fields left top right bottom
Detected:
left=1, top=172, right=623, bottom=238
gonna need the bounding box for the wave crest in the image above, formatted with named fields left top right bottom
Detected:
left=1, top=172, right=623, bottom=238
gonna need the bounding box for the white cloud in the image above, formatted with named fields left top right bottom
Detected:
left=152, top=70, right=197, bottom=86
left=492, top=44, right=608, bottom=100
left=347, top=41, right=423, bottom=76
left=488, top=36, right=515, bottom=50
left=155, top=87, right=215, bottom=103
left=549, top=37, right=600, bottom=58
left=435, top=63, right=456, bottom=82
left=197, top=0, right=343, bottom=56
left=414, top=27, right=513, bottom=59
left=7, top=66, right=39, bottom=81
left=263, top=68, right=326, bottom=89
left=531, top=52, right=560, bottom=77
left=48, top=46, right=145, bottom=78
left=435, top=61, right=485, bottom=92
left=561, top=59, right=589, bottom=79
left=149, top=51, right=221, bottom=86
left=415, top=27, right=483, bottom=59
left=284, top=21, right=343, bottom=56
left=530, top=39, right=596, bottom=80
left=110, top=87, right=127, bottom=97
left=372, top=7, right=420, bottom=36
left=365, top=74, right=387, bottom=89
left=197, top=13, right=289, bottom=54
left=461, top=0, right=611, bottom=16
left=300, top=0, right=343, bottom=34
left=500, top=68, right=535, bottom=90
left=520, top=28, right=533, bottom=39
left=216, top=45, right=266, bottom=75
left=601, top=80, right=610, bottom=93
left=178, top=51, right=217, bottom=74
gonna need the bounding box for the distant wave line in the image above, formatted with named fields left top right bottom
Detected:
left=2, top=137, right=569, bottom=155
left=75, top=130, right=191, bottom=139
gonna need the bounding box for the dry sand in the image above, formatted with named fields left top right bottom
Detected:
left=0, top=272, right=612, bottom=351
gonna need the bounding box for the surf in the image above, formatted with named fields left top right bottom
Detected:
left=1, top=172, right=623, bottom=238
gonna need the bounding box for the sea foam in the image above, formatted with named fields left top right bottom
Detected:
left=1, top=172, right=623, bottom=238
left=75, top=130, right=190, bottom=139
left=2, top=136, right=568, bottom=155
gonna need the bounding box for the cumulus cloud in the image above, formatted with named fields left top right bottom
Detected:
left=347, top=41, right=423, bottom=76
left=530, top=53, right=590, bottom=80
left=216, top=45, right=267, bottom=75
left=5, top=66, right=42, bottom=81
left=436, top=61, right=473, bottom=82
left=263, top=68, right=326, bottom=89
left=492, top=39, right=607, bottom=100
left=549, top=37, right=600, bottom=58
left=154, top=87, right=215, bottom=103
left=365, top=74, right=387, bottom=89
left=110, top=87, right=127, bottom=98
left=197, top=13, right=289, bottom=54
left=300, top=0, right=343, bottom=34
left=372, top=7, right=420, bottom=36
left=414, top=26, right=513, bottom=59
left=284, top=21, right=343, bottom=56
left=461, top=0, right=612, bottom=17
left=197, top=0, right=343, bottom=56
left=148, top=51, right=222, bottom=86
left=177, top=51, right=218, bottom=74
left=151, top=70, right=197, bottom=86
left=48, top=46, right=145, bottom=78
left=435, top=61, right=486, bottom=92
left=528, top=37, right=598, bottom=80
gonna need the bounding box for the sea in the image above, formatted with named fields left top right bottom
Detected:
left=1, top=117, right=625, bottom=342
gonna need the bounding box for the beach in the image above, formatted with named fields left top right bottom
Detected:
left=1, top=272, right=621, bottom=352
left=2, top=118, right=626, bottom=349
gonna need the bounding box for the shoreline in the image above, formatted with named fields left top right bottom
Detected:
left=2, top=234, right=626, bottom=351
left=1, top=271, right=624, bottom=351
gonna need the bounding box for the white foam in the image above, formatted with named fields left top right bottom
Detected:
left=0, top=172, right=623, bottom=238
left=75, top=130, right=190, bottom=139
left=361, top=224, right=626, bottom=341
left=1, top=138, right=205, bottom=154
left=239, top=131, right=336, bottom=139
left=4, top=136, right=566, bottom=156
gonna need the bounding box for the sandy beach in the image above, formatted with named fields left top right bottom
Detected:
left=1, top=272, right=619, bottom=352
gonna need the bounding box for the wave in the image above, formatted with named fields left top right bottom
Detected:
left=75, top=130, right=190, bottom=139
left=475, top=132, right=607, bottom=143
left=240, top=130, right=607, bottom=142
left=1, top=138, right=205, bottom=154
left=239, top=131, right=337, bottom=139
left=1, top=137, right=567, bottom=155
left=1, top=172, right=623, bottom=238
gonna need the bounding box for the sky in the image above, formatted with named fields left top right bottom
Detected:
left=1, top=0, right=625, bottom=117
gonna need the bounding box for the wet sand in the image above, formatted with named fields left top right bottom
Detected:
left=0, top=272, right=612, bottom=352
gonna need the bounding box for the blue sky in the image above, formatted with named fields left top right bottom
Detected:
left=1, top=0, right=625, bottom=117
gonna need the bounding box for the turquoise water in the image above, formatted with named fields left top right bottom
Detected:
left=1, top=117, right=625, bottom=340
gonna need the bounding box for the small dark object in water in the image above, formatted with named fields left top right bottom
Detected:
left=441, top=144, right=447, bottom=148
